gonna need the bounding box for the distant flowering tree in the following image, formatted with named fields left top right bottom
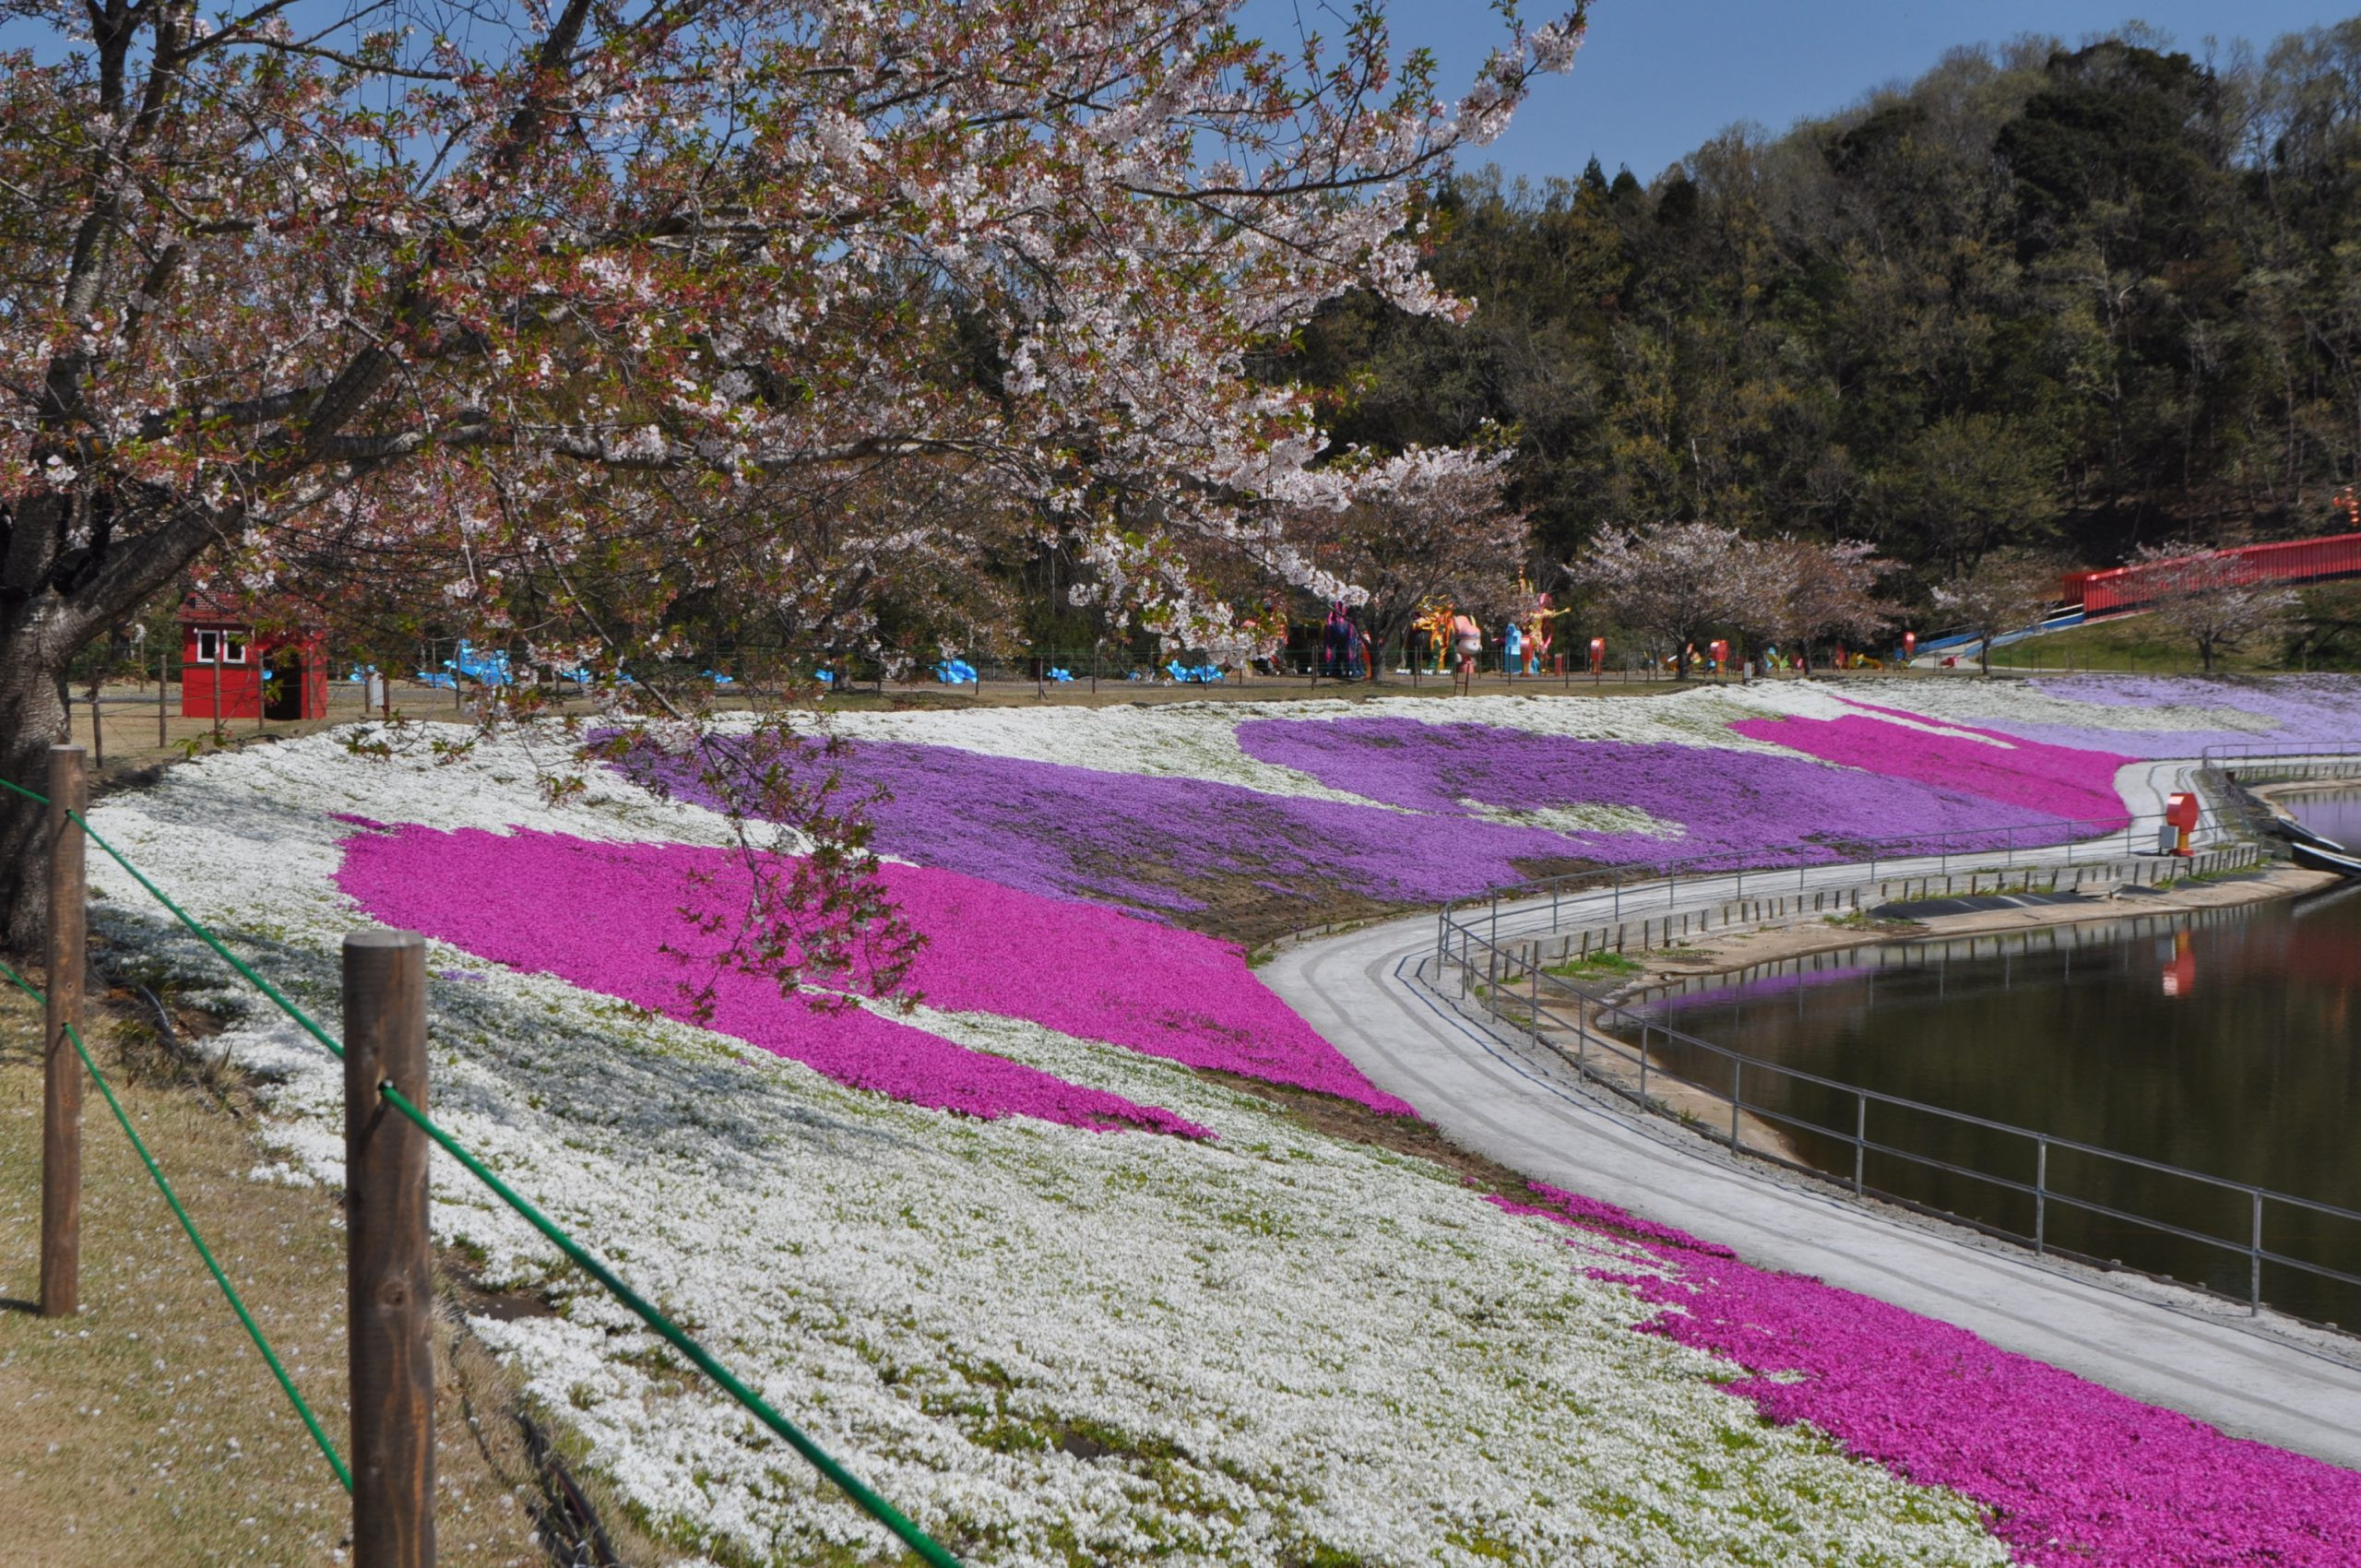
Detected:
left=1565, top=521, right=1747, bottom=678
left=2129, top=543, right=2300, bottom=673
left=1930, top=551, right=2061, bottom=676
left=1735, top=537, right=1896, bottom=672
left=0, top=0, right=1585, bottom=944
left=1304, top=439, right=1530, bottom=660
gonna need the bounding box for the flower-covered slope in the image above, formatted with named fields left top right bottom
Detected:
left=76, top=679, right=2361, bottom=1567
left=83, top=730, right=2030, bottom=1567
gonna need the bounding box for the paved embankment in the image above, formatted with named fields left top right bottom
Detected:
left=1262, top=808, right=2361, bottom=1470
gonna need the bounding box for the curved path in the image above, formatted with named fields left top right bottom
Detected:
left=1261, top=815, right=2361, bottom=1469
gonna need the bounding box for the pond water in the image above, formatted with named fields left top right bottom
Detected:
left=1631, top=790, right=2361, bottom=1328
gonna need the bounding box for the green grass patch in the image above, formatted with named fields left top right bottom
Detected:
left=1546, top=950, right=1642, bottom=980
left=1987, top=580, right=2361, bottom=674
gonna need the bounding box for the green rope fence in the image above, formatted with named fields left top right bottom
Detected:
left=0, top=955, right=353, bottom=1492
left=2, top=770, right=967, bottom=1566
left=374, top=1081, right=963, bottom=1568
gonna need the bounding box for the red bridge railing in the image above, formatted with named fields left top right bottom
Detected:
left=2065, top=530, right=2361, bottom=616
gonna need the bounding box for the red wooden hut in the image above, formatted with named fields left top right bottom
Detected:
left=178, top=591, right=330, bottom=721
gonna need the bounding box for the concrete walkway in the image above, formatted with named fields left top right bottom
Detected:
left=1262, top=849, right=2361, bottom=1469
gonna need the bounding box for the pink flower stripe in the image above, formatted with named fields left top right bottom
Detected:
left=334, top=824, right=1414, bottom=1127
left=335, top=825, right=1209, bottom=1137
left=872, top=841, right=1415, bottom=1114
left=1727, top=707, right=2134, bottom=829
left=1508, top=1202, right=2361, bottom=1566
left=1484, top=1181, right=1734, bottom=1256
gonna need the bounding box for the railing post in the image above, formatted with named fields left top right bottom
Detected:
left=1729, top=1060, right=1742, bottom=1152
left=41, top=745, right=88, bottom=1319
left=1639, top=1021, right=1650, bottom=1104
left=343, top=929, right=436, bottom=1568
left=2035, top=1135, right=2048, bottom=1256
left=2250, top=1191, right=2262, bottom=1317
left=1853, top=1095, right=1865, bottom=1195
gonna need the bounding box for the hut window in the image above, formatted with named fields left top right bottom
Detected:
left=195, top=630, right=246, bottom=664
left=223, top=635, right=245, bottom=663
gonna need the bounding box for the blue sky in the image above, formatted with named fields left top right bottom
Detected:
left=1242, top=2, right=2361, bottom=185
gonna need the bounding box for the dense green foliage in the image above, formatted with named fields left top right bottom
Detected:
left=1301, top=24, right=2361, bottom=585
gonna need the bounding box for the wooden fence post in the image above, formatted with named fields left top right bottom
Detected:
left=41, top=745, right=87, bottom=1318
left=343, top=929, right=435, bottom=1568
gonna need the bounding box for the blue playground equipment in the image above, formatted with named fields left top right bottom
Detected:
left=1166, top=660, right=1224, bottom=683
left=705, top=669, right=736, bottom=686
left=419, top=639, right=513, bottom=688
left=1045, top=666, right=1074, bottom=683
left=935, top=658, right=979, bottom=684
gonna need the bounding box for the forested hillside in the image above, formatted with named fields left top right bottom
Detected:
left=1302, top=25, right=2361, bottom=580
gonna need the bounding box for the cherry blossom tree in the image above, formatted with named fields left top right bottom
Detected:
left=1565, top=521, right=1747, bottom=678
left=1301, top=439, right=1529, bottom=662
left=1930, top=551, right=2060, bottom=676
left=2129, top=543, right=2300, bottom=672
left=1734, top=536, right=1895, bottom=673
left=0, top=0, right=1585, bottom=944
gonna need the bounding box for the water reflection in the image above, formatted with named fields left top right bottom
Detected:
left=1631, top=790, right=2361, bottom=1327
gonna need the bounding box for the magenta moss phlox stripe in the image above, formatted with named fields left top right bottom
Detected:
left=1727, top=708, right=2134, bottom=828
left=1509, top=1199, right=2361, bottom=1566
left=869, top=840, right=1415, bottom=1113
left=335, top=825, right=1212, bottom=1137
left=1486, top=1182, right=1735, bottom=1256
left=336, top=823, right=1415, bottom=1123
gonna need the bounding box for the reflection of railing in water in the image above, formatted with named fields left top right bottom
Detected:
left=1636, top=899, right=2272, bottom=1008
left=1433, top=873, right=2361, bottom=1331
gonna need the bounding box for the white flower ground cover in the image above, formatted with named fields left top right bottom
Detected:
left=77, top=718, right=2029, bottom=1568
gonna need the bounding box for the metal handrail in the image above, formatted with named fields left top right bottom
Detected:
left=1449, top=807, right=2223, bottom=943
left=1434, top=870, right=2361, bottom=1324
left=2200, top=740, right=2361, bottom=778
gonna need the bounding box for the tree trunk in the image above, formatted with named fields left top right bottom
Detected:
left=4, top=484, right=222, bottom=947
left=1, top=617, right=74, bottom=952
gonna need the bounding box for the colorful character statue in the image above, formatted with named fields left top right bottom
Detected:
left=1415, top=600, right=1454, bottom=674
left=1451, top=611, right=1482, bottom=690
left=1526, top=595, right=1554, bottom=674
left=1503, top=618, right=1523, bottom=673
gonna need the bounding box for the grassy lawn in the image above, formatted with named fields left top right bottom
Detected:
left=0, top=977, right=614, bottom=1568
left=1988, top=581, right=2361, bottom=675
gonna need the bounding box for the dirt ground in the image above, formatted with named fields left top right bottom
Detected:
left=0, top=973, right=653, bottom=1568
